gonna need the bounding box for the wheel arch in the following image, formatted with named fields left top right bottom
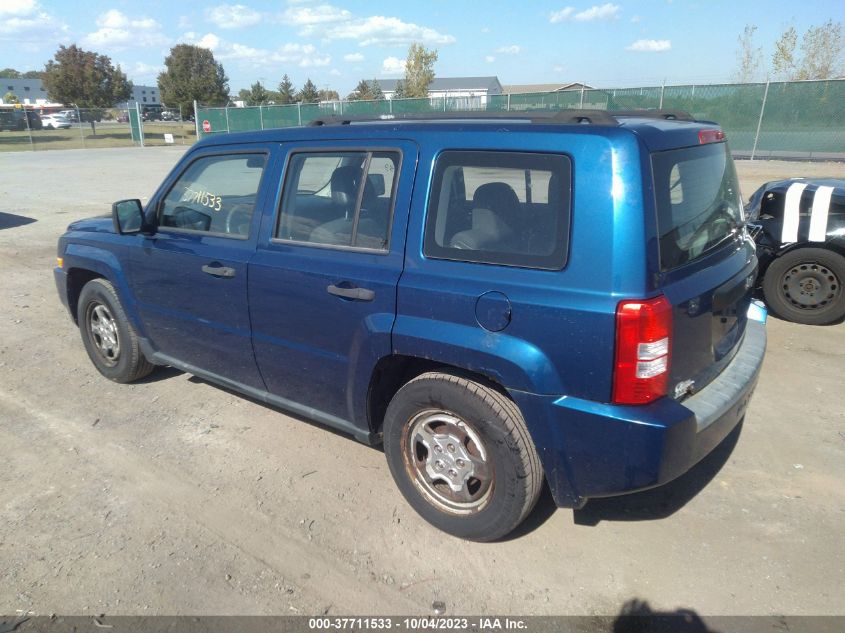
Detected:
left=366, top=354, right=514, bottom=439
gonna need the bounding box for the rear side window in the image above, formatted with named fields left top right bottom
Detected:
left=424, top=151, right=571, bottom=270
left=652, top=142, right=743, bottom=270
left=160, top=153, right=266, bottom=237
left=276, top=151, right=400, bottom=250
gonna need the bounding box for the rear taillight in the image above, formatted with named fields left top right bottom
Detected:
left=698, top=129, right=726, bottom=144
left=612, top=296, right=673, bottom=405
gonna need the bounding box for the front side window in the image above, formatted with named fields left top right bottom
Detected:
left=160, top=153, right=266, bottom=237
left=277, top=150, right=399, bottom=250
left=424, top=151, right=572, bottom=269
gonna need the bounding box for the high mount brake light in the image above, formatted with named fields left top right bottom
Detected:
left=613, top=296, right=673, bottom=405
left=698, top=129, right=726, bottom=144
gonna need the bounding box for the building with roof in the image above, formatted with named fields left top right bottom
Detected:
left=1, top=78, right=50, bottom=105
left=501, top=82, right=593, bottom=94
left=0, top=77, right=160, bottom=108
left=378, top=76, right=503, bottom=108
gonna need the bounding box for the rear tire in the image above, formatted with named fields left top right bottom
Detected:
left=77, top=278, right=154, bottom=383
left=763, top=248, right=845, bottom=325
left=383, top=371, right=543, bottom=541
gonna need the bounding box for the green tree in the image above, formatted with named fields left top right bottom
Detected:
left=42, top=45, right=132, bottom=132
left=244, top=81, right=269, bottom=105
left=3, top=91, right=20, bottom=104
left=277, top=74, right=296, bottom=104
left=733, top=24, right=763, bottom=82
left=772, top=21, right=844, bottom=80
left=297, top=78, right=320, bottom=103
left=347, top=79, right=373, bottom=101
left=22, top=70, right=45, bottom=79
left=772, top=26, right=798, bottom=79
left=393, top=79, right=406, bottom=99
left=158, top=44, right=229, bottom=117
left=370, top=79, right=384, bottom=100
left=0, top=68, right=21, bottom=78
left=318, top=88, right=339, bottom=101
left=402, top=42, right=438, bottom=98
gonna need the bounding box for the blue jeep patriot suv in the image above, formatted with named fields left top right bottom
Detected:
left=55, top=110, right=767, bottom=541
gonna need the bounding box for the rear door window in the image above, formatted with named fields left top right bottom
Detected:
left=424, top=151, right=571, bottom=270
left=652, top=142, right=743, bottom=270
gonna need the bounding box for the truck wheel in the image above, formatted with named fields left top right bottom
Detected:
left=383, top=371, right=543, bottom=541
left=763, top=248, right=845, bottom=325
left=77, top=278, right=154, bottom=382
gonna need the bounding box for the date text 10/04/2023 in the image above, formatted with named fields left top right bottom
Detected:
left=307, top=617, right=528, bottom=630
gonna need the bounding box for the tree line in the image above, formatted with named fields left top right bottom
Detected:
left=2, top=41, right=440, bottom=119
left=734, top=20, right=844, bottom=82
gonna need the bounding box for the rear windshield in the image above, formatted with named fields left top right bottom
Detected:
left=652, top=142, right=743, bottom=270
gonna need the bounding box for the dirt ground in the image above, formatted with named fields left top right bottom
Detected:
left=1, top=147, right=843, bottom=618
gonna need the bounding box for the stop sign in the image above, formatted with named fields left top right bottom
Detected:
left=202, top=119, right=211, bottom=133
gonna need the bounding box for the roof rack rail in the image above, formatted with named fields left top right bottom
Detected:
left=610, top=109, right=695, bottom=121
left=307, top=109, right=621, bottom=127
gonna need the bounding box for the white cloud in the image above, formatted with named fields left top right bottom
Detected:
left=330, top=68, right=341, bottom=76
left=85, top=10, right=169, bottom=49
left=496, top=45, right=520, bottom=55
left=485, top=55, right=495, bottom=63
left=553, top=64, right=566, bottom=73
left=549, top=8, right=574, bottom=23
left=626, top=39, right=671, bottom=52
left=0, top=0, right=68, bottom=41
left=0, top=0, right=37, bottom=16
left=343, top=52, right=364, bottom=62
left=127, top=61, right=164, bottom=80
left=283, top=4, right=351, bottom=26
left=284, top=4, right=454, bottom=47
left=481, top=26, right=490, bottom=33
left=550, top=3, right=620, bottom=23
left=630, top=15, right=641, bottom=23
left=381, top=56, right=405, bottom=75
left=207, top=4, right=262, bottom=29
left=180, top=32, right=330, bottom=67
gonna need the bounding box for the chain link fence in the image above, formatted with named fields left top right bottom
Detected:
left=0, top=104, right=195, bottom=152
left=195, top=79, right=844, bottom=160
left=2, top=80, right=842, bottom=158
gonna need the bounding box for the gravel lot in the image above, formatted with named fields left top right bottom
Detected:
left=1, top=147, right=843, bottom=617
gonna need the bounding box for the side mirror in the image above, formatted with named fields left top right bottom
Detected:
left=112, top=199, right=150, bottom=235
left=367, top=173, right=386, bottom=197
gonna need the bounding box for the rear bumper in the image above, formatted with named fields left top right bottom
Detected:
left=511, top=318, right=767, bottom=508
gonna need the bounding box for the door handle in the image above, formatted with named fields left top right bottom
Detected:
left=201, top=264, right=236, bottom=278
left=327, top=284, right=375, bottom=301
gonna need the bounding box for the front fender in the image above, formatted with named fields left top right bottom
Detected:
left=392, top=316, right=562, bottom=394
left=63, top=243, right=145, bottom=335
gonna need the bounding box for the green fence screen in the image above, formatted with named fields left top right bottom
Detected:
left=195, top=79, right=845, bottom=159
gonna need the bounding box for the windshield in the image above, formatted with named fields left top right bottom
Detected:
left=652, top=142, right=742, bottom=270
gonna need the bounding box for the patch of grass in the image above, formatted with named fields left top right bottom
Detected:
left=0, top=122, right=197, bottom=152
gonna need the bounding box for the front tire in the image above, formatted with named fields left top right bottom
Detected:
left=763, top=248, right=845, bottom=325
left=383, top=371, right=543, bottom=541
left=77, top=278, right=154, bottom=382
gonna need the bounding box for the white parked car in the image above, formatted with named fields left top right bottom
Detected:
left=42, top=114, right=72, bottom=129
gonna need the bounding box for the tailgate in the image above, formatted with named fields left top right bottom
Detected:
left=651, top=140, right=757, bottom=400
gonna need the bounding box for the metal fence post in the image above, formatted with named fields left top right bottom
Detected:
left=389, top=98, right=393, bottom=114
left=76, top=105, right=85, bottom=148
left=297, top=102, right=302, bottom=126
left=225, top=106, right=231, bottom=133
left=259, top=104, right=264, bottom=130
left=580, top=85, right=585, bottom=108
left=339, top=99, right=343, bottom=116
left=136, top=102, right=144, bottom=147
left=659, top=80, right=665, bottom=109
left=193, top=100, right=200, bottom=138
left=751, top=80, right=770, bottom=161
left=23, top=106, right=34, bottom=151
left=507, top=93, right=511, bottom=111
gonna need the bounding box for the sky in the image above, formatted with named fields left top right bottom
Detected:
left=0, top=0, right=842, bottom=96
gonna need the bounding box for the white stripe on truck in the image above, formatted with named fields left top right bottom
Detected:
left=781, top=182, right=807, bottom=243
left=808, top=186, right=833, bottom=242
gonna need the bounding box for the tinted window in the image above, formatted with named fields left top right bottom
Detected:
left=277, top=151, right=399, bottom=250
left=424, top=151, right=571, bottom=270
left=652, top=142, right=742, bottom=270
left=160, top=154, right=266, bottom=237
